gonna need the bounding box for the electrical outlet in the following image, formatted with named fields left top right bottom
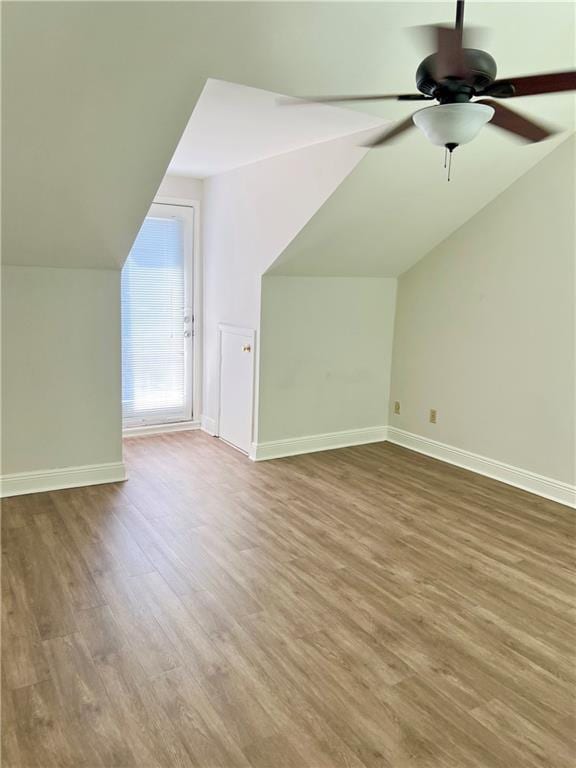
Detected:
left=429, top=408, right=437, bottom=424
left=394, top=401, right=401, bottom=415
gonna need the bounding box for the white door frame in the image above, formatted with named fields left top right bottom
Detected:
left=215, top=323, right=256, bottom=453
left=153, top=196, right=202, bottom=425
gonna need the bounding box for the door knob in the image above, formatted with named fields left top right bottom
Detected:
left=242, top=344, right=251, bottom=353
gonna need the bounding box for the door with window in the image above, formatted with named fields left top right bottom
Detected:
left=121, top=203, right=194, bottom=428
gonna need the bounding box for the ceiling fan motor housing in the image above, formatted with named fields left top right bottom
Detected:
left=416, top=49, right=498, bottom=101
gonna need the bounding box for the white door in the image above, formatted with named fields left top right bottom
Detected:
left=121, top=203, right=194, bottom=428
left=218, top=325, right=255, bottom=454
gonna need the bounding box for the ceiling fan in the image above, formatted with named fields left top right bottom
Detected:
left=287, top=0, right=575, bottom=177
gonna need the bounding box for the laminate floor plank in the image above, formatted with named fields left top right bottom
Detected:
left=32, top=510, right=105, bottom=610
left=211, top=621, right=369, bottom=768
left=2, top=560, right=51, bottom=690
left=2, top=433, right=574, bottom=767
left=4, top=525, right=78, bottom=640
left=9, top=678, right=92, bottom=768
left=150, top=666, right=254, bottom=768
left=1, top=670, right=23, bottom=767
left=41, top=632, right=137, bottom=766
left=91, top=569, right=182, bottom=678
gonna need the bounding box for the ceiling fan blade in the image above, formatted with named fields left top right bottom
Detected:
left=434, top=25, right=467, bottom=80
left=362, top=116, right=415, bottom=147
left=279, top=93, right=431, bottom=105
left=412, top=23, right=468, bottom=79
left=410, top=21, right=483, bottom=57
left=482, top=71, right=576, bottom=98
left=477, top=99, right=554, bottom=142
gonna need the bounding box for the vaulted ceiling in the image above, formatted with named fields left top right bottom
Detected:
left=3, top=2, right=574, bottom=273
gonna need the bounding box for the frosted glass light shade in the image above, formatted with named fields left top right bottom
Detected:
left=412, top=102, right=495, bottom=147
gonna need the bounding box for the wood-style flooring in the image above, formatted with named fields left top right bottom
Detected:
left=2, top=432, right=575, bottom=767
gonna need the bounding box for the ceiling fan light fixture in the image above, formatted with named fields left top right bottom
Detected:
left=412, top=102, right=495, bottom=147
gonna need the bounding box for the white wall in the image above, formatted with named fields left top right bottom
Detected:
left=156, top=174, right=203, bottom=202
left=1, top=267, right=123, bottom=476
left=390, top=136, right=575, bottom=485
left=201, top=134, right=368, bottom=428
left=258, top=276, right=397, bottom=443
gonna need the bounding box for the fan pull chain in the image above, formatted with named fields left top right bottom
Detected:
left=444, top=147, right=448, bottom=169
left=444, top=143, right=458, bottom=182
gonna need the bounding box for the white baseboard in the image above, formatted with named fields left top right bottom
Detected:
left=201, top=415, right=218, bottom=436
left=251, top=425, right=388, bottom=462
left=123, top=420, right=200, bottom=438
left=4, top=426, right=570, bottom=508
left=0, top=461, right=127, bottom=498
left=387, top=427, right=575, bottom=509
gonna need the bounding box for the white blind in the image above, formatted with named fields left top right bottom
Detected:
left=121, top=215, right=189, bottom=426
